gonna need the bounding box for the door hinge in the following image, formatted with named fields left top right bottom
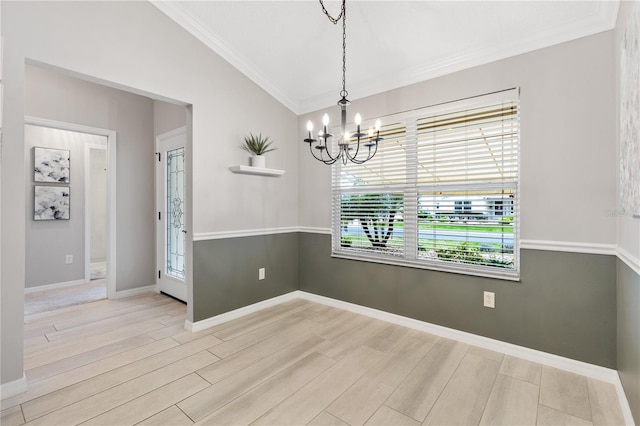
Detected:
left=156, top=152, right=161, bottom=162
left=158, top=211, right=161, bottom=220
left=158, top=270, right=161, bottom=279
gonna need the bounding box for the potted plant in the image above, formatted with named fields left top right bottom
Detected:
left=242, top=133, right=276, bottom=168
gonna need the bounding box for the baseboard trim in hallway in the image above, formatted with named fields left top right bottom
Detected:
left=188, top=289, right=634, bottom=425
left=24, top=279, right=86, bottom=294
left=0, top=375, right=27, bottom=400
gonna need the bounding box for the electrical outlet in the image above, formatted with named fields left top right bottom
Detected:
left=65, top=255, right=73, bottom=264
left=483, top=291, right=495, bottom=308
left=259, top=268, right=265, bottom=280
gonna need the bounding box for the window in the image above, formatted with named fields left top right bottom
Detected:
left=332, top=89, right=520, bottom=280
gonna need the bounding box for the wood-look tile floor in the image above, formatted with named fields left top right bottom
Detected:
left=1, top=293, right=627, bottom=426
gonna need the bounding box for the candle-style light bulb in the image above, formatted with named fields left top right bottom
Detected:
left=322, top=114, right=330, bottom=126
left=368, top=127, right=374, bottom=137
left=354, top=113, right=362, bottom=126
left=375, top=119, right=381, bottom=131
left=306, top=120, right=313, bottom=140
left=344, top=131, right=350, bottom=143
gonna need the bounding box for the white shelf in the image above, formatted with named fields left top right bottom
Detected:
left=229, top=165, right=285, bottom=177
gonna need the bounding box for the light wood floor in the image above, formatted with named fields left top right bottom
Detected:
left=1, top=293, right=626, bottom=426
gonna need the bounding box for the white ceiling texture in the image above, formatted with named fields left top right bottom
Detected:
left=151, top=1, right=620, bottom=115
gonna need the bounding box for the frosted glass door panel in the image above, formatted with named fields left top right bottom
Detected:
left=166, top=147, right=185, bottom=280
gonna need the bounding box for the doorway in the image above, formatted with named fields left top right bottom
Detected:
left=156, top=127, right=187, bottom=302
left=24, top=118, right=116, bottom=313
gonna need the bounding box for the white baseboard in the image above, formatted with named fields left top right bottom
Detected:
left=184, top=291, right=300, bottom=332
left=24, top=279, right=86, bottom=294
left=184, top=289, right=633, bottom=424
left=297, top=291, right=619, bottom=382
left=614, top=375, right=636, bottom=426
left=0, top=374, right=27, bottom=399
left=111, top=285, right=156, bottom=299
left=186, top=289, right=618, bottom=381
left=297, top=291, right=635, bottom=425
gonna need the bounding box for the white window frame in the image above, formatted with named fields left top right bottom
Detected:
left=331, top=89, right=520, bottom=281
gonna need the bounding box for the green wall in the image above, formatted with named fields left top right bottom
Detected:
left=617, top=259, right=640, bottom=423
left=298, top=233, right=617, bottom=368
left=193, top=233, right=299, bottom=321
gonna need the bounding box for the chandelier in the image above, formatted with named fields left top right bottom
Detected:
left=304, top=0, right=383, bottom=165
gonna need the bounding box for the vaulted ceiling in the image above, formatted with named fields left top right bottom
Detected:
left=152, top=1, right=619, bottom=115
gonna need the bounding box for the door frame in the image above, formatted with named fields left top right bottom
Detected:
left=155, top=126, right=187, bottom=301
left=25, top=116, right=117, bottom=299
left=84, top=143, right=108, bottom=284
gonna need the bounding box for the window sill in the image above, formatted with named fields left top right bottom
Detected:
left=331, top=250, right=521, bottom=282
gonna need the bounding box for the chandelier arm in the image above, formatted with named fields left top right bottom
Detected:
left=321, top=138, right=342, bottom=163
left=309, top=142, right=332, bottom=164
left=346, top=140, right=378, bottom=165
left=310, top=140, right=338, bottom=165
left=349, top=136, right=362, bottom=161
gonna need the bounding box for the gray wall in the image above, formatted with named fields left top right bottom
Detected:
left=295, top=22, right=620, bottom=371
left=193, top=233, right=299, bottom=321
left=2, top=0, right=299, bottom=385
left=299, top=233, right=617, bottom=368
left=25, top=64, right=156, bottom=292
left=298, top=31, right=617, bottom=246
left=24, top=125, right=106, bottom=288
left=617, top=259, right=640, bottom=423
left=154, top=100, right=187, bottom=137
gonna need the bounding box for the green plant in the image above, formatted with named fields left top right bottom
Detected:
left=241, top=133, right=276, bottom=155
left=485, top=255, right=514, bottom=267
left=435, top=241, right=483, bottom=264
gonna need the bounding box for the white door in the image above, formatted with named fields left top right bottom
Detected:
left=156, top=128, right=187, bottom=302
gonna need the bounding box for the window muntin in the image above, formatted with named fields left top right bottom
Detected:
left=332, top=89, right=520, bottom=279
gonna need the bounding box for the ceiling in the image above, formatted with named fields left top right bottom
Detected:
left=151, top=1, right=619, bottom=115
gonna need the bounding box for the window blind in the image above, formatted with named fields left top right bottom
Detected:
left=332, top=89, right=520, bottom=280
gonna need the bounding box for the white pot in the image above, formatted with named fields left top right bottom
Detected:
left=250, top=155, right=266, bottom=168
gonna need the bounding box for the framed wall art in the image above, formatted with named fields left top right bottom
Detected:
left=34, top=146, right=70, bottom=183
left=34, top=185, right=70, bottom=220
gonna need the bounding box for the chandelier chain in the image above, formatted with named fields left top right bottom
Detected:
left=319, top=0, right=348, bottom=99
left=304, top=0, right=381, bottom=165
left=341, top=3, right=347, bottom=98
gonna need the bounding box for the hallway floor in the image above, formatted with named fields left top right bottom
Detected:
left=24, top=280, right=107, bottom=316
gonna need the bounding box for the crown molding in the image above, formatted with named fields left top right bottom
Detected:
left=150, top=1, right=301, bottom=115
left=151, top=1, right=619, bottom=117
left=298, top=2, right=620, bottom=114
